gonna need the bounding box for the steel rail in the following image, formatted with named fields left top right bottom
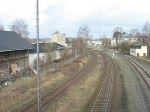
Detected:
left=90, top=54, right=115, bottom=112
left=21, top=52, right=97, bottom=112
left=105, top=58, right=114, bottom=112
left=122, top=55, right=150, bottom=90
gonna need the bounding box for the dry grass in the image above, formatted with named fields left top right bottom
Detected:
left=0, top=55, right=90, bottom=112
left=139, top=56, right=150, bottom=61
left=48, top=63, right=103, bottom=112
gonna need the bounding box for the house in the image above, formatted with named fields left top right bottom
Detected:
left=0, top=31, right=33, bottom=74
left=130, top=42, right=147, bottom=57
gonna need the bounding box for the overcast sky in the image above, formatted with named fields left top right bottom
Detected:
left=0, top=0, right=150, bottom=39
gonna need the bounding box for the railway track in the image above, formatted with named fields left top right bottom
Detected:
left=122, top=55, right=150, bottom=90
left=21, top=52, right=97, bottom=112
left=88, top=54, right=115, bottom=112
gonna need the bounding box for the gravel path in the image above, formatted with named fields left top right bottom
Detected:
left=113, top=53, right=150, bottom=112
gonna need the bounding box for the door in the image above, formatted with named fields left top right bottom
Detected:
left=137, top=53, right=139, bottom=57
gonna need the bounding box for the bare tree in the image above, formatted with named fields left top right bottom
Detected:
left=78, top=25, right=90, bottom=39
left=113, top=27, right=125, bottom=49
left=9, top=19, right=29, bottom=38
left=143, top=20, right=150, bottom=37
left=61, top=48, right=70, bottom=60
left=101, top=34, right=110, bottom=48
left=0, top=23, right=5, bottom=31
left=77, top=25, right=90, bottom=54
left=43, top=43, right=55, bottom=63
left=143, top=21, right=150, bottom=46
left=129, top=29, right=140, bottom=38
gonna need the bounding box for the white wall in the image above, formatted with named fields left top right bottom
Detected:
left=29, top=53, right=46, bottom=66
left=51, top=34, right=65, bottom=43
left=130, top=46, right=147, bottom=57
left=29, top=51, right=62, bottom=66
left=87, top=40, right=102, bottom=46
left=130, top=48, right=136, bottom=56
left=111, top=38, right=137, bottom=46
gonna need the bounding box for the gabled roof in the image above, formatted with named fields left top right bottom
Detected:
left=30, top=43, right=45, bottom=53
left=130, top=42, right=147, bottom=46
left=54, top=42, right=68, bottom=47
left=0, top=31, right=33, bottom=52
left=54, top=42, right=66, bottom=50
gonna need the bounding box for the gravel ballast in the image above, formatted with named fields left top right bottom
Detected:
left=114, top=53, right=150, bottom=112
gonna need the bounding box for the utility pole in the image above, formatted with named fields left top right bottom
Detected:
left=98, top=25, right=100, bottom=65
left=36, top=0, right=41, bottom=112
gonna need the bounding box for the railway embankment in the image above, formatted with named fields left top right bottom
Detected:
left=0, top=54, right=90, bottom=112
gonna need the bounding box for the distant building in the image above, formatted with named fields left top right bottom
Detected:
left=51, top=31, right=68, bottom=47
left=0, top=31, right=33, bottom=74
left=130, top=42, right=147, bottom=57
left=111, top=35, right=138, bottom=46
left=111, top=38, right=128, bottom=46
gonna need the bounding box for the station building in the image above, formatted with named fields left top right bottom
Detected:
left=0, top=31, right=33, bottom=74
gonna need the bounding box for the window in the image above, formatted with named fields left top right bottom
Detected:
left=43, top=56, right=45, bottom=63
left=136, top=46, right=141, bottom=49
left=25, top=50, right=28, bottom=57
left=5, top=63, right=9, bottom=71
left=24, top=60, right=27, bottom=68
left=16, top=61, right=19, bottom=67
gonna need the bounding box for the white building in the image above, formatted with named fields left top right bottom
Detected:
left=130, top=42, right=147, bottom=57
left=51, top=31, right=68, bottom=47
left=29, top=43, right=62, bottom=67
left=86, top=40, right=102, bottom=47
left=111, top=38, right=138, bottom=46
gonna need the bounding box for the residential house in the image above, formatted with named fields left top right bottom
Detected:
left=0, top=31, right=33, bottom=74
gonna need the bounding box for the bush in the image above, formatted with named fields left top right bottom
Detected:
left=119, top=42, right=130, bottom=54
